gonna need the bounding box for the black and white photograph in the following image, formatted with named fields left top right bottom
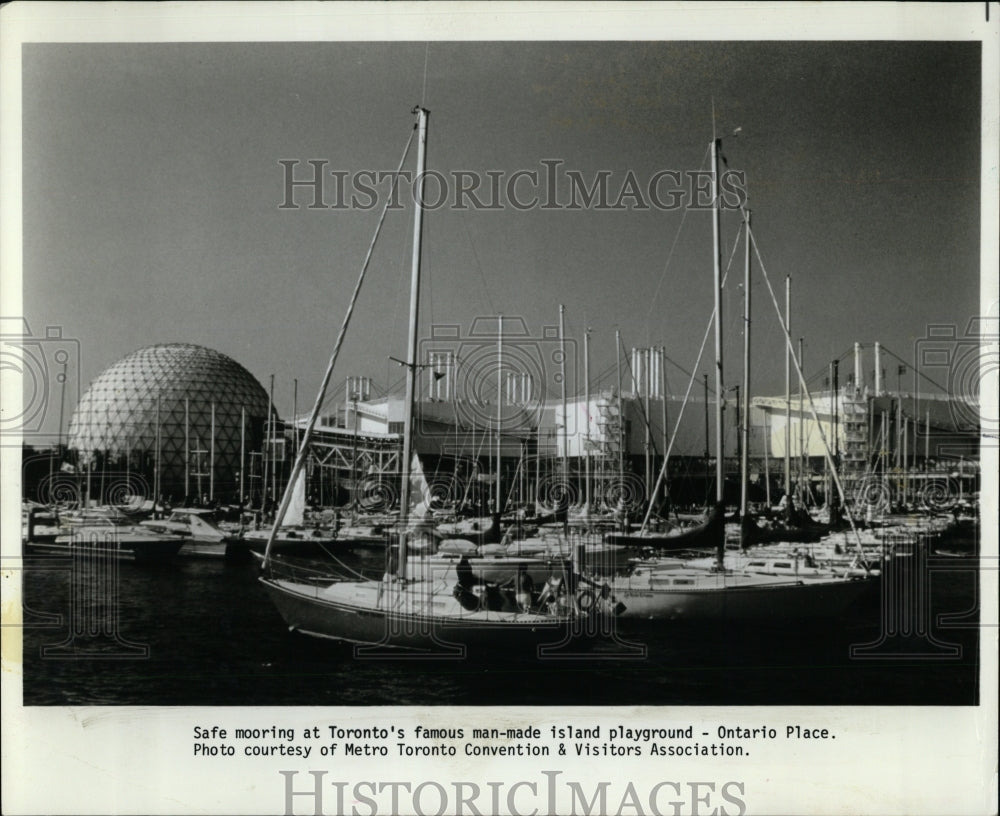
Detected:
left=2, top=3, right=997, bottom=815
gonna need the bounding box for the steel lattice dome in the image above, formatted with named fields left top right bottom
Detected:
left=67, top=344, right=272, bottom=502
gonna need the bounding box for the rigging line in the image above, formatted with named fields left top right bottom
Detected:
left=637, top=227, right=741, bottom=533
left=745, top=218, right=868, bottom=567
left=388, top=219, right=413, bottom=394
left=262, top=123, right=417, bottom=568
left=877, top=344, right=950, bottom=394
left=644, top=143, right=712, bottom=333
left=461, top=217, right=497, bottom=317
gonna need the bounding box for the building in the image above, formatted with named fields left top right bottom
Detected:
left=66, top=343, right=272, bottom=504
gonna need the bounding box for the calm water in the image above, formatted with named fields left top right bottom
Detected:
left=21, top=530, right=981, bottom=706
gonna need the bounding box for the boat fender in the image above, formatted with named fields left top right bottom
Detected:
left=576, top=588, right=596, bottom=613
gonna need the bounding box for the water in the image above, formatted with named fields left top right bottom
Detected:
left=21, top=530, right=981, bottom=706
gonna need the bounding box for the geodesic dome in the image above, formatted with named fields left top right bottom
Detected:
left=66, top=344, right=272, bottom=502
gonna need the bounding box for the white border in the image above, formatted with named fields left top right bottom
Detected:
left=2, top=4, right=997, bottom=815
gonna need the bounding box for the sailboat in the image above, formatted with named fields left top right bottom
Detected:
left=260, top=108, right=595, bottom=650
left=604, top=504, right=724, bottom=552
left=244, top=469, right=340, bottom=557
left=597, top=135, right=877, bottom=622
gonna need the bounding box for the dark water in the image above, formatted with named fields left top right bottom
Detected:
left=21, top=530, right=981, bottom=706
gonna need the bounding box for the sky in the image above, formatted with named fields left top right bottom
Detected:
left=20, top=39, right=983, bottom=439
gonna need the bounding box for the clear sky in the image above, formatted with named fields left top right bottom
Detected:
left=22, top=40, right=982, bottom=437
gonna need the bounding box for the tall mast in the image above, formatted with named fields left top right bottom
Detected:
left=703, top=372, right=710, bottom=500
left=659, top=347, right=667, bottom=514
left=711, top=137, right=724, bottom=508
left=616, top=329, right=624, bottom=484
left=496, top=315, right=503, bottom=514
left=784, top=276, right=791, bottom=502
left=184, top=398, right=190, bottom=500
left=351, top=385, right=359, bottom=515
left=210, top=401, right=216, bottom=502
left=559, top=304, right=568, bottom=532
left=740, top=208, right=751, bottom=518
left=262, top=109, right=418, bottom=565
left=643, top=348, right=651, bottom=504
left=263, top=373, right=274, bottom=512
left=292, top=378, right=298, bottom=501
left=154, top=395, right=161, bottom=513
left=798, top=337, right=805, bottom=502
left=398, top=106, right=428, bottom=542
left=584, top=328, right=591, bottom=517
left=711, top=136, right=725, bottom=569
left=763, top=411, right=771, bottom=506
left=833, top=361, right=840, bottom=470
left=239, top=406, right=245, bottom=507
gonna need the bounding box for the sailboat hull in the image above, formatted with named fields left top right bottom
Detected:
left=608, top=570, right=878, bottom=621
left=260, top=577, right=585, bottom=651
left=605, top=505, right=724, bottom=552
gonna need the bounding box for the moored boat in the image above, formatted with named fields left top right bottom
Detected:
left=140, top=508, right=243, bottom=558
left=27, top=525, right=185, bottom=562
left=260, top=108, right=603, bottom=650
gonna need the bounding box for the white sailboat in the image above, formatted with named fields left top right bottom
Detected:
left=599, top=134, right=877, bottom=623
left=244, top=469, right=340, bottom=556
left=260, top=108, right=593, bottom=650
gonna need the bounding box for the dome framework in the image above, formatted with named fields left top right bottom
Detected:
left=67, top=344, right=273, bottom=504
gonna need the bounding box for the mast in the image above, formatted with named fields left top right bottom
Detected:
left=925, top=407, right=930, bottom=462
left=210, top=402, right=216, bottom=502
left=398, top=106, right=429, bottom=569
left=784, top=276, right=791, bottom=503
left=239, top=406, right=246, bottom=507
left=184, top=398, right=190, bottom=500
left=262, top=106, right=419, bottom=565
left=711, top=137, right=724, bottom=508
left=616, top=329, right=624, bottom=485
left=826, top=361, right=833, bottom=505
left=740, top=209, right=751, bottom=518
left=292, top=378, right=298, bottom=504
left=351, top=384, right=359, bottom=515
left=263, top=373, right=274, bottom=513
left=659, top=346, right=667, bottom=515
left=711, top=135, right=724, bottom=568
left=763, top=411, right=771, bottom=506
left=798, top=337, right=805, bottom=503
left=584, top=328, right=591, bottom=517
left=833, top=360, right=840, bottom=470
left=559, top=304, right=568, bottom=533
left=154, top=395, right=161, bottom=515
left=703, top=372, right=710, bottom=501
left=496, top=315, right=503, bottom=514
left=643, top=348, right=651, bottom=505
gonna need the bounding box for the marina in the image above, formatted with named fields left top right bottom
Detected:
left=19, top=523, right=981, bottom=706
left=13, top=42, right=987, bottom=707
